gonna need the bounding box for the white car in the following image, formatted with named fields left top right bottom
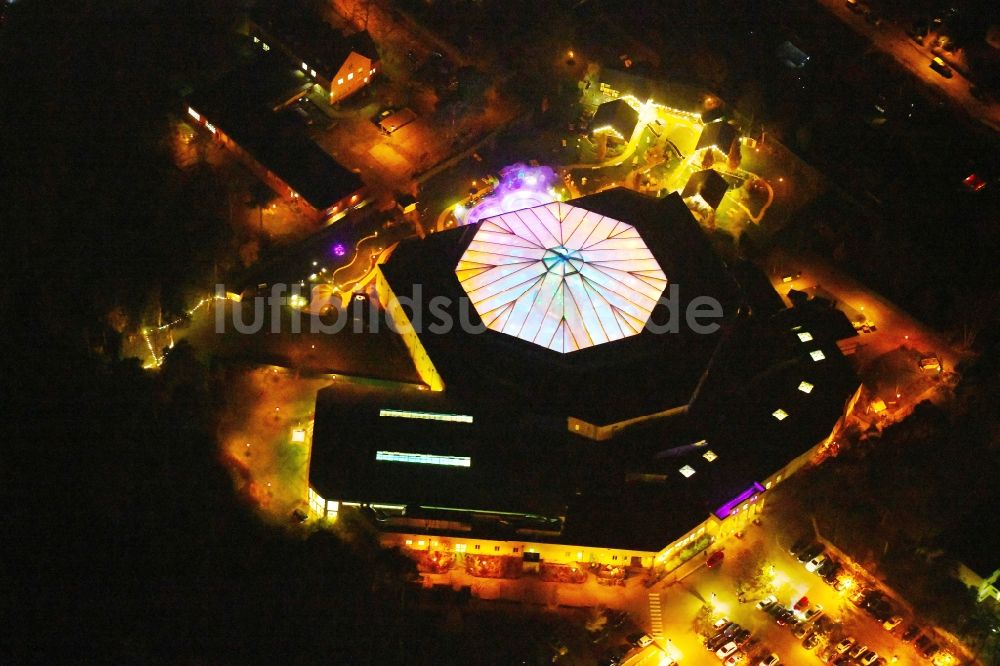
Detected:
left=883, top=615, right=903, bottom=631
left=805, top=553, right=827, bottom=572
left=756, top=594, right=778, bottom=611
left=835, top=638, right=855, bottom=654
left=716, top=641, right=739, bottom=659
left=759, top=654, right=780, bottom=666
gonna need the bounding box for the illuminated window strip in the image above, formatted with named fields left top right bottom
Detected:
left=376, top=451, right=471, bottom=467
left=679, top=465, right=696, bottom=477
left=379, top=408, right=473, bottom=423
left=797, top=331, right=813, bottom=342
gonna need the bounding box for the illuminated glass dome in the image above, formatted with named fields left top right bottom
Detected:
left=456, top=202, right=667, bottom=353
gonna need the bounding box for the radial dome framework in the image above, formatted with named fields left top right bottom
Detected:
left=456, top=202, right=667, bottom=353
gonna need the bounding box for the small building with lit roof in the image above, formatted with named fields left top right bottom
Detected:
left=696, top=119, right=739, bottom=154
left=592, top=99, right=640, bottom=142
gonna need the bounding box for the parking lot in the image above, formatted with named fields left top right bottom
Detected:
left=649, top=525, right=954, bottom=665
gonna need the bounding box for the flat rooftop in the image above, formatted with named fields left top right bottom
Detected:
left=186, top=52, right=362, bottom=211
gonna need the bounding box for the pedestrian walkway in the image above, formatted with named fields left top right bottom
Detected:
left=648, top=592, right=664, bottom=639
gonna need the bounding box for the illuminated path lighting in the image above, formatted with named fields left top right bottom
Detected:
left=457, top=202, right=667, bottom=353
left=375, top=451, right=472, bottom=467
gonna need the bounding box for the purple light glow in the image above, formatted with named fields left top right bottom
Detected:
left=713, top=482, right=766, bottom=519
left=461, top=163, right=561, bottom=226
left=332, top=243, right=346, bottom=257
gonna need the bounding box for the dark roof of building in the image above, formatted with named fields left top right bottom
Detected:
left=776, top=41, right=810, bottom=69
left=378, top=189, right=740, bottom=426
left=187, top=53, right=363, bottom=211
left=696, top=120, right=739, bottom=153
left=682, top=169, right=730, bottom=209
left=309, top=189, right=860, bottom=552
left=310, top=299, right=859, bottom=551
left=249, top=0, right=378, bottom=78
left=593, top=99, right=640, bottom=138
left=731, top=260, right=787, bottom=317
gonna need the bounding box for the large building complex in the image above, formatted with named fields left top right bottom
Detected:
left=307, top=188, right=861, bottom=574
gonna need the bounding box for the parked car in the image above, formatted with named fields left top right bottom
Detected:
left=929, top=56, right=953, bottom=78
left=859, top=650, right=880, bottom=665
left=812, top=616, right=834, bottom=636
left=776, top=610, right=796, bottom=626
left=757, top=594, right=778, bottom=611
left=717, top=641, right=740, bottom=659
left=792, top=622, right=810, bottom=638
left=848, top=643, right=868, bottom=659
left=817, top=557, right=838, bottom=576
left=798, top=544, right=824, bottom=563
left=805, top=605, right=825, bottom=622
left=709, top=633, right=732, bottom=651
left=806, top=554, right=828, bottom=573
left=759, top=654, right=779, bottom=666
left=883, top=615, right=903, bottom=631
left=794, top=596, right=810, bottom=611
left=834, top=638, right=855, bottom=654
left=822, top=563, right=842, bottom=585
left=789, top=536, right=811, bottom=556
left=627, top=632, right=653, bottom=648
left=901, top=624, right=921, bottom=642
left=803, top=632, right=821, bottom=650
left=707, top=550, right=725, bottom=568
left=919, top=356, right=941, bottom=371
left=733, top=629, right=752, bottom=647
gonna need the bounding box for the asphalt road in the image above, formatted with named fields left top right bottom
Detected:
left=815, top=0, right=1000, bottom=132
